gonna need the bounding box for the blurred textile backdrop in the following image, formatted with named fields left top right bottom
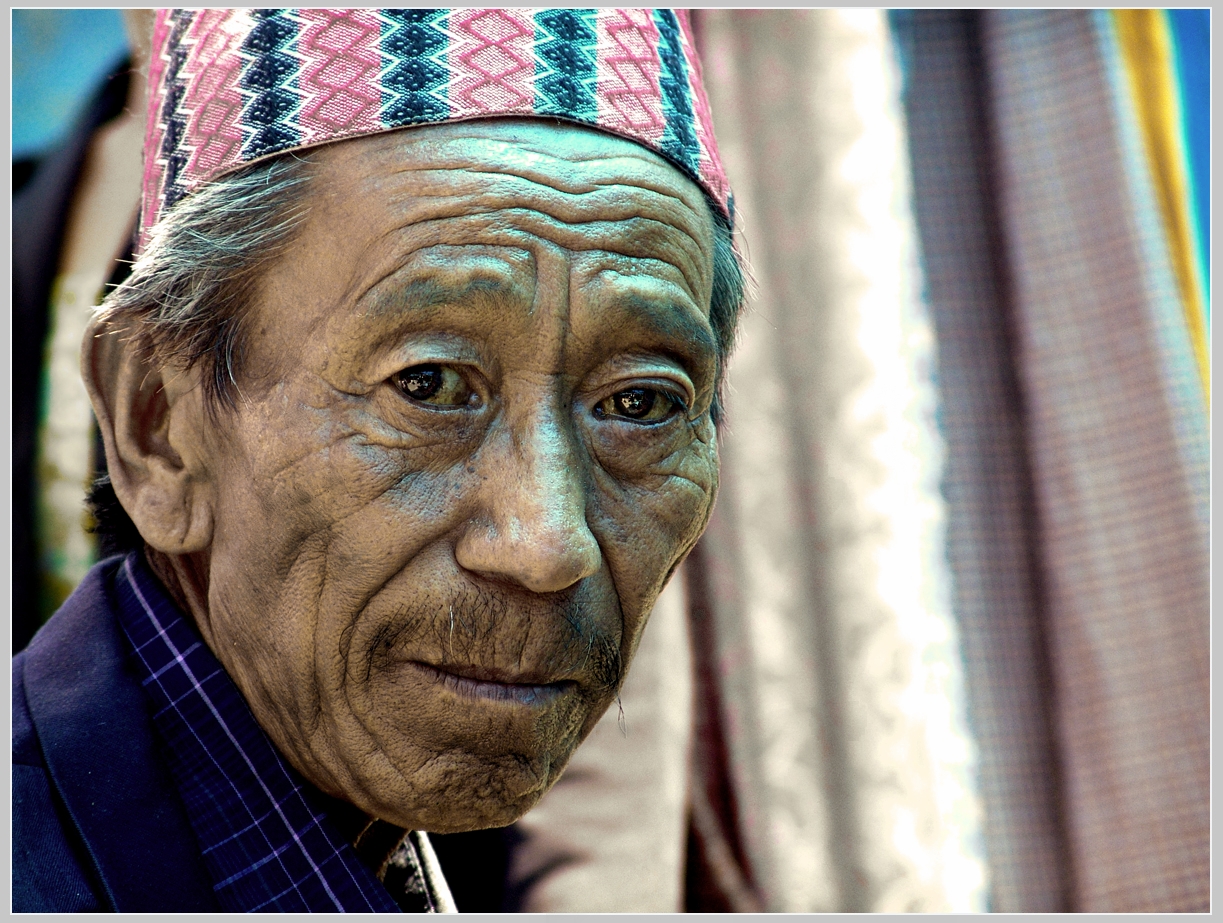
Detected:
left=683, top=9, right=1208, bottom=913
left=13, top=8, right=1209, bottom=914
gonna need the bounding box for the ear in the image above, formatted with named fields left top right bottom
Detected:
left=82, top=316, right=215, bottom=554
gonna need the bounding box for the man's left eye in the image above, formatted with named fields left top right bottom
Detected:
left=392, top=364, right=475, bottom=407
left=594, top=388, right=683, bottom=423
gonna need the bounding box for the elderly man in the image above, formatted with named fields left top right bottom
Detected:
left=13, top=8, right=743, bottom=913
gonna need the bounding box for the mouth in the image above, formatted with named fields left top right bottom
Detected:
left=407, top=660, right=577, bottom=706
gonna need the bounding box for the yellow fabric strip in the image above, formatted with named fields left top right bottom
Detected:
left=1112, top=9, right=1209, bottom=404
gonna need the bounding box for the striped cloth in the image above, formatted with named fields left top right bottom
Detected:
left=138, top=8, right=730, bottom=253
left=113, top=551, right=450, bottom=912
left=982, top=11, right=1208, bottom=911
left=893, top=11, right=1072, bottom=910
left=898, top=9, right=1208, bottom=911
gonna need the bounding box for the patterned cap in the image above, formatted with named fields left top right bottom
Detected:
left=140, top=8, right=731, bottom=254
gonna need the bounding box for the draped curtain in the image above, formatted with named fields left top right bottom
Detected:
left=679, top=9, right=1208, bottom=913
left=685, top=9, right=983, bottom=912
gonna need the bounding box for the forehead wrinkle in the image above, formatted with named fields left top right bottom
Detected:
left=371, top=163, right=709, bottom=264
left=360, top=207, right=709, bottom=307
left=381, top=163, right=708, bottom=239
left=385, top=158, right=707, bottom=220
left=362, top=131, right=709, bottom=207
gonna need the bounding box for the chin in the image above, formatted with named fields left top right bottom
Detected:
left=416, top=792, right=546, bottom=835
left=371, top=744, right=578, bottom=834
left=334, top=656, right=615, bottom=831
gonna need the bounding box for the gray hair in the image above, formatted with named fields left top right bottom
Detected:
left=99, top=151, right=746, bottom=421
left=97, top=156, right=316, bottom=413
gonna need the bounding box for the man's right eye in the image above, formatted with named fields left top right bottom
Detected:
left=393, top=364, right=475, bottom=407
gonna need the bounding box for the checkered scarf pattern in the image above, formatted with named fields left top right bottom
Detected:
left=139, top=8, right=731, bottom=254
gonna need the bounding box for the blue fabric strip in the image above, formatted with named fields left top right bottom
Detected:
left=653, top=9, right=701, bottom=181
left=157, top=12, right=195, bottom=213
left=1168, top=8, right=1209, bottom=301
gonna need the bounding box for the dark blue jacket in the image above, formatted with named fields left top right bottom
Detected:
left=12, top=556, right=221, bottom=912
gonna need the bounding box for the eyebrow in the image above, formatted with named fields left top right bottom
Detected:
left=352, top=257, right=718, bottom=380
left=361, top=267, right=525, bottom=320
left=609, top=292, right=719, bottom=370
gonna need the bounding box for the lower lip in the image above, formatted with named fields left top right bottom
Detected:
left=407, top=661, right=574, bottom=707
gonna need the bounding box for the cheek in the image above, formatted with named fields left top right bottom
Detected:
left=203, top=401, right=480, bottom=707
left=590, top=420, right=719, bottom=617
left=216, top=398, right=473, bottom=585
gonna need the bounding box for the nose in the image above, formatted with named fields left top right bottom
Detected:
left=455, top=411, right=602, bottom=594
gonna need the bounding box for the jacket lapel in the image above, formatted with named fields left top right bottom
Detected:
left=21, top=557, right=220, bottom=912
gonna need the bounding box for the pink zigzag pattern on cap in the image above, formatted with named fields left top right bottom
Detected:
left=295, top=9, right=385, bottom=144
left=139, top=11, right=176, bottom=252
left=675, top=11, right=729, bottom=208
left=596, top=8, right=664, bottom=141
left=448, top=9, right=536, bottom=116
left=179, top=11, right=247, bottom=184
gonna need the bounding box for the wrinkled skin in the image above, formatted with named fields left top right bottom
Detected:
left=84, top=120, right=719, bottom=833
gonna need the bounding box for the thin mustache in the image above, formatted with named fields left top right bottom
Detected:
left=367, top=586, right=623, bottom=696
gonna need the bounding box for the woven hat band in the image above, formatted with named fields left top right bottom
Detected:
left=139, top=8, right=732, bottom=253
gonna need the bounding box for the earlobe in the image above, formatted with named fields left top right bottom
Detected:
left=81, top=317, right=215, bottom=554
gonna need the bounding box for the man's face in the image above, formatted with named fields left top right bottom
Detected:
left=189, top=121, right=719, bottom=832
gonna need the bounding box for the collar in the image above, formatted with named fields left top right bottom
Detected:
left=112, top=551, right=448, bottom=912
